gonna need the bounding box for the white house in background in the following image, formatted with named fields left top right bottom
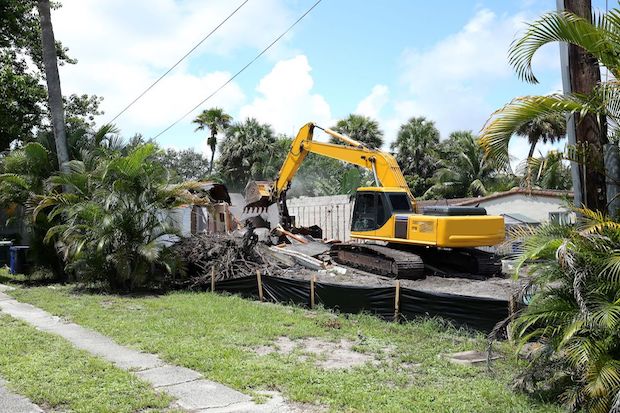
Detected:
left=417, top=188, right=574, bottom=226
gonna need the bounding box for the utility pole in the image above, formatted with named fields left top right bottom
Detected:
left=566, top=0, right=608, bottom=212
left=557, top=0, right=607, bottom=212
left=557, top=0, right=582, bottom=208
left=37, top=0, right=70, bottom=173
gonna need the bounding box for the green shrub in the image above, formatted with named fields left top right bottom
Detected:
left=508, top=209, right=620, bottom=413
left=36, top=144, right=201, bottom=291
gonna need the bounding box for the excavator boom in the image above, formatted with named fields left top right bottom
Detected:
left=244, top=122, right=415, bottom=211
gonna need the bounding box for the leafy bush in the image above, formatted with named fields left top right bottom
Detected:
left=508, top=209, right=620, bottom=413
left=36, top=144, right=201, bottom=290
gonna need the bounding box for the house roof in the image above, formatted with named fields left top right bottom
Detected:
left=416, top=188, right=573, bottom=209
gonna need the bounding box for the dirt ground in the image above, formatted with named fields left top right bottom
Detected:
left=279, top=264, right=526, bottom=301
left=255, top=336, right=383, bottom=370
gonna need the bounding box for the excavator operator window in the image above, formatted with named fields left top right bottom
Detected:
left=388, top=193, right=412, bottom=212
left=351, top=192, right=389, bottom=231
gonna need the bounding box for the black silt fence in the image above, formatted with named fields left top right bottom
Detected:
left=213, top=275, right=509, bottom=333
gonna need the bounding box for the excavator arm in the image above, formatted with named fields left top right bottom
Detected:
left=245, top=122, right=416, bottom=216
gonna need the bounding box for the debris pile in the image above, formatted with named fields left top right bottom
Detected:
left=172, top=229, right=289, bottom=289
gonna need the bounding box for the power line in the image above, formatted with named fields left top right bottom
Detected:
left=152, top=0, right=323, bottom=139
left=107, top=0, right=250, bottom=124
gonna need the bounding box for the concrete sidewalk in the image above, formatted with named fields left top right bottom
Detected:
left=0, top=287, right=291, bottom=412
left=0, top=378, right=43, bottom=413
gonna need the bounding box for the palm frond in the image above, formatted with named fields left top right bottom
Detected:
left=480, top=94, right=588, bottom=168
left=509, top=11, right=620, bottom=84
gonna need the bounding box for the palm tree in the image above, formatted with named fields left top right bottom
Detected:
left=217, top=118, right=277, bottom=190
left=36, top=0, right=70, bottom=173
left=330, top=114, right=384, bottom=148
left=193, top=108, right=232, bottom=175
left=424, top=131, right=496, bottom=199
left=506, top=209, right=620, bottom=413
left=520, top=150, right=572, bottom=190
left=517, top=113, right=566, bottom=159
left=479, top=7, right=618, bottom=210
left=390, top=117, right=440, bottom=196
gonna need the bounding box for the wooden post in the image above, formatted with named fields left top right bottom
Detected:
left=211, top=267, right=215, bottom=292
left=394, top=280, right=401, bottom=321
left=256, top=269, right=264, bottom=302
left=310, top=274, right=316, bottom=309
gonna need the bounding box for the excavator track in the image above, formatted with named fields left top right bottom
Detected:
left=388, top=244, right=501, bottom=280
left=330, top=243, right=425, bottom=280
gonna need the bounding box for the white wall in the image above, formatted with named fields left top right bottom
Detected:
left=474, top=193, right=569, bottom=223
left=166, top=207, right=192, bottom=237
left=288, top=195, right=353, bottom=240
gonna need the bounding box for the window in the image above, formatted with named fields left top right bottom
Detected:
left=549, top=211, right=572, bottom=225
left=352, top=192, right=390, bottom=231
left=376, top=194, right=386, bottom=225
left=388, top=193, right=412, bottom=212
left=352, top=193, right=377, bottom=231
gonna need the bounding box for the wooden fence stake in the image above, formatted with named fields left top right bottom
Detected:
left=394, top=280, right=401, bottom=321
left=310, top=274, right=316, bottom=309
left=256, top=269, right=264, bottom=302
left=211, top=267, right=215, bottom=292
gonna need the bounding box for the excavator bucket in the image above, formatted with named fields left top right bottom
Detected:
left=244, top=180, right=274, bottom=213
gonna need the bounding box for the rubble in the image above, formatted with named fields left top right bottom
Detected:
left=171, top=230, right=289, bottom=289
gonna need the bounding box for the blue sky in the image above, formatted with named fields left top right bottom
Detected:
left=53, top=0, right=609, bottom=165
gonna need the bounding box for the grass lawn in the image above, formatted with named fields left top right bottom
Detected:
left=0, top=314, right=174, bottom=413
left=7, top=284, right=561, bottom=413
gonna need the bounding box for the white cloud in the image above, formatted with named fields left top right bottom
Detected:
left=393, top=9, right=533, bottom=139
left=238, top=55, right=333, bottom=136
left=360, top=8, right=562, bottom=166
left=355, top=85, right=389, bottom=119
left=51, top=0, right=296, bottom=137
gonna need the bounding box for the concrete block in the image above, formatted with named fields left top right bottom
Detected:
left=166, top=379, right=251, bottom=410
left=136, top=365, right=202, bottom=387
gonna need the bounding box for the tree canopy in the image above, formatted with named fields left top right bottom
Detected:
left=330, top=114, right=384, bottom=148
left=390, top=117, right=440, bottom=196
left=0, top=0, right=100, bottom=151
left=217, top=118, right=279, bottom=190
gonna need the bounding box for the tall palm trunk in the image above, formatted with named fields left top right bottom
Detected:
left=527, top=140, right=537, bottom=159
left=208, top=131, right=216, bottom=174
left=565, top=0, right=607, bottom=211
left=37, top=0, right=69, bottom=174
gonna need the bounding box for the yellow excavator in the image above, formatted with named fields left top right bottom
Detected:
left=245, top=122, right=505, bottom=279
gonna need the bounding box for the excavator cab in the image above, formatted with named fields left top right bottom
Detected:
left=349, top=186, right=504, bottom=248
left=351, top=188, right=412, bottom=233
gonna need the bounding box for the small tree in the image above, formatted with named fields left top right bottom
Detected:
left=520, top=150, right=572, bottom=190
left=424, top=131, right=496, bottom=199
left=158, top=148, right=211, bottom=182
left=193, top=107, right=232, bottom=175
left=516, top=113, right=566, bottom=160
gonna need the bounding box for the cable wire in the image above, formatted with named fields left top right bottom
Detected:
left=107, top=0, right=250, bottom=124
left=152, top=0, right=323, bottom=139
